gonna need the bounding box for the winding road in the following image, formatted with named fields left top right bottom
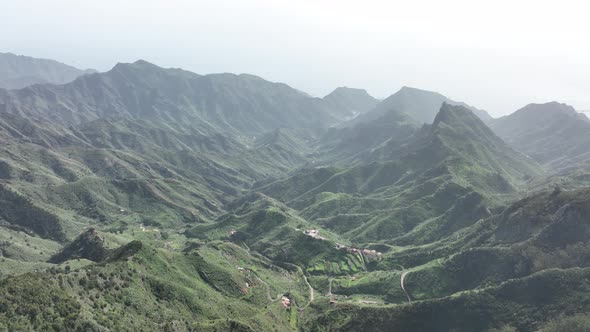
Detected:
left=284, top=262, right=314, bottom=309
left=400, top=270, right=412, bottom=303
left=243, top=265, right=283, bottom=302
left=239, top=246, right=315, bottom=309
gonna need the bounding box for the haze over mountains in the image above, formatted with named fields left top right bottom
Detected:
left=490, top=102, right=590, bottom=171
left=1, top=54, right=590, bottom=331
left=322, top=87, right=378, bottom=120
left=0, top=52, right=95, bottom=89
left=350, top=86, right=493, bottom=126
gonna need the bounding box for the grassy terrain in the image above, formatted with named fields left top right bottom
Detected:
left=1, top=64, right=589, bottom=332
left=0, top=238, right=310, bottom=331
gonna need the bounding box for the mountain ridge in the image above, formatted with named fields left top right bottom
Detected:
left=0, top=60, right=347, bottom=135
left=1, top=55, right=590, bottom=332
left=322, top=87, right=379, bottom=119
left=349, top=86, right=492, bottom=128
left=490, top=101, right=590, bottom=171
left=0, top=52, right=95, bottom=89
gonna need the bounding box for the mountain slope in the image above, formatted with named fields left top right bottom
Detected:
left=185, top=192, right=363, bottom=274
left=48, top=228, right=109, bottom=263
left=317, top=106, right=419, bottom=164
left=260, top=104, right=540, bottom=244
left=1, top=56, right=589, bottom=332
left=0, top=111, right=319, bottom=242
left=267, top=103, right=538, bottom=202
left=322, top=87, right=378, bottom=119
left=0, top=52, right=95, bottom=89
left=350, top=86, right=492, bottom=126
left=0, top=60, right=340, bottom=135
left=304, top=267, right=590, bottom=332
left=0, top=239, right=309, bottom=331
left=305, top=186, right=590, bottom=331
left=490, top=102, right=590, bottom=171
left=0, top=60, right=350, bottom=243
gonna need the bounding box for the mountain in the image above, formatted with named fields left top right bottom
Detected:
left=322, top=87, right=378, bottom=119
left=185, top=192, right=361, bottom=272
left=48, top=228, right=109, bottom=263
left=490, top=102, right=590, bottom=171
left=317, top=106, right=419, bottom=164
left=1, top=57, right=589, bottom=332
left=0, top=60, right=349, bottom=242
left=304, top=187, right=590, bottom=331
left=350, top=86, right=492, bottom=126
left=0, top=60, right=344, bottom=135
left=0, top=52, right=95, bottom=89
left=0, top=239, right=308, bottom=331
left=259, top=104, right=540, bottom=244
left=0, top=61, right=353, bottom=243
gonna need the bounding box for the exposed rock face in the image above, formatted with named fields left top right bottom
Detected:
left=49, top=228, right=108, bottom=263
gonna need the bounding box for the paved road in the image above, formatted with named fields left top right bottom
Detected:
left=400, top=271, right=412, bottom=303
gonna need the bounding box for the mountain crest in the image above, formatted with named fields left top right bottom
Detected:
left=489, top=101, right=590, bottom=170
left=326, top=86, right=372, bottom=97
left=322, top=86, right=378, bottom=118
left=48, top=228, right=108, bottom=263
left=111, top=59, right=163, bottom=73
left=351, top=86, right=491, bottom=127
left=432, top=103, right=499, bottom=141
left=0, top=52, right=95, bottom=89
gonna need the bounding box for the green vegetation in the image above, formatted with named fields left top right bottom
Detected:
left=0, top=240, right=308, bottom=331
left=303, top=268, right=590, bottom=332
left=1, top=60, right=589, bottom=331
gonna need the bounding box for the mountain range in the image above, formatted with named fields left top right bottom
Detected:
left=1, top=54, right=590, bottom=331
left=349, top=86, right=492, bottom=126
left=0, top=52, right=95, bottom=89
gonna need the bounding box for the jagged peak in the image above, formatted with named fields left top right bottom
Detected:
left=430, top=102, right=506, bottom=148
left=432, top=102, right=476, bottom=127
left=48, top=228, right=108, bottom=263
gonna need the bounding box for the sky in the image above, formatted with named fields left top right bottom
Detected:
left=2, top=0, right=590, bottom=116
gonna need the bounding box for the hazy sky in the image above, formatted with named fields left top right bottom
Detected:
left=2, top=0, right=590, bottom=116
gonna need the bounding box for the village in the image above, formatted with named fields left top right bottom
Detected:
left=303, top=229, right=383, bottom=259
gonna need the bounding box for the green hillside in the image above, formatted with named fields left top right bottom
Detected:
left=259, top=104, right=541, bottom=244
left=1, top=58, right=590, bottom=332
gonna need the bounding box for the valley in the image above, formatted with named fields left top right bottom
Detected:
left=1, top=57, right=590, bottom=332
